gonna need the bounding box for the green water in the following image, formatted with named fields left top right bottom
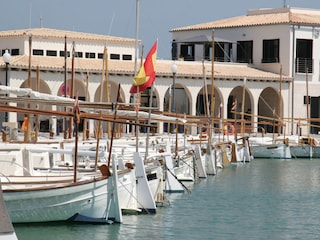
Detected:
left=14, top=158, right=320, bottom=239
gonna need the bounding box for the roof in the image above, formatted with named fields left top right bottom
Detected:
left=171, top=7, right=320, bottom=32
left=0, top=28, right=137, bottom=44
left=3, top=55, right=290, bottom=82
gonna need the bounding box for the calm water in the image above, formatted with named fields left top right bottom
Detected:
left=14, top=158, right=320, bottom=240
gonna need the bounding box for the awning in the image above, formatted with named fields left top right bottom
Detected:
left=174, top=35, right=235, bottom=43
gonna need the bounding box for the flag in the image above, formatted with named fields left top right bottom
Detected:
left=74, top=92, right=81, bottom=124
left=231, top=99, right=237, bottom=111
left=130, top=40, right=158, bottom=94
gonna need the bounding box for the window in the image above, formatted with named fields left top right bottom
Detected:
left=122, top=54, right=132, bottom=61
left=180, top=44, right=194, bottom=61
left=11, top=49, right=19, bottom=56
left=75, top=52, right=83, bottom=58
left=98, top=53, right=104, bottom=59
left=85, top=52, right=95, bottom=59
left=110, top=54, right=120, bottom=60
left=33, top=49, right=44, bottom=56
left=46, top=50, right=57, bottom=57
left=204, top=43, right=212, bottom=60
left=262, top=39, right=279, bottom=63
left=237, top=41, right=253, bottom=63
left=214, top=42, right=232, bottom=62
left=296, top=39, right=313, bottom=73
left=60, top=51, right=70, bottom=57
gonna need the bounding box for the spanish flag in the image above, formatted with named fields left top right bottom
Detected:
left=130, top=40, right=158, bottom=94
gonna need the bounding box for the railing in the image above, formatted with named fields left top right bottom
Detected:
left=295, top=58, right=313, bottom=73
left=261, top=57, right=279, bottom=63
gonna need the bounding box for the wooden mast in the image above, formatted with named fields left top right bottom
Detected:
left=278, top=64, right=283, bottom=136
left=306, top=67, right=310, bottom=138
left=104, top=47, right=111, bottom=139
left=240, top=77, right=246, bottom=138
left=24, top=35, right=32, bottom=142
left=94, top=47, right=106, bottom=170
left=34, top=66, right=40, bottom=142
left=210, top=30, right=215, bottom=144
left=63, top=35, right=67, bottom=139
left=82, top=73, right=89, bottom=141
left=68, top=42, right=75, bottom=139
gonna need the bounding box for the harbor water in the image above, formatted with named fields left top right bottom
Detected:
left=14, top=158, right=320, bottom=239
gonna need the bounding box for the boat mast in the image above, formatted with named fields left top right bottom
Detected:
left=278, top=64, right=283, bottom=136
left=24, top=35, right=32, bottom=143
left=210, top=30, right=215, bottom=144
left=306, top=67, right=310, bottom=138
left=105, top=47, right=111, bottom=139
left=68, top=42, right=75, bottom=139
left=63, top=36, right=67, bottom=139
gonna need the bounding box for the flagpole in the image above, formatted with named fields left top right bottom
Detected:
left=134, top=0, right=140, bottom=75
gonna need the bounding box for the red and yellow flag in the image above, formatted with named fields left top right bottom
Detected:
left=130, top=40, right=158, bottom=94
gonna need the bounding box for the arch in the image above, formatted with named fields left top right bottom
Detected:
left=228, top=85, right=254, bottom=134
left=163, top=83, right=190, bottom=133
left=94, top=80, right=125, bottom=103
left=258, top=87, right=282, bottom=134
left=196, top=85, right=223, bottom=117
left=195, top=85, right=223, bottom=134
left=18, top=78, right=52, bottom=132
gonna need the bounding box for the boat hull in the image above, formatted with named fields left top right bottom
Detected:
left=251, top=144, right=291, bottom=159
left=4, top=177, right=113, bottom=223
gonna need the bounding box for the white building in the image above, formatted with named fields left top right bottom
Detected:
left=171, top=7, right=320, bottom=135
left=0, top=17, right=296, bottom=137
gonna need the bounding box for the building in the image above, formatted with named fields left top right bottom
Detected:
left=171, top=6, right=320, bottom=135
left=0, top=21, right=292, bottom=137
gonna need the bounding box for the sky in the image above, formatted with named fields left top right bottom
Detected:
left=1, top=0, right=320, bottom=59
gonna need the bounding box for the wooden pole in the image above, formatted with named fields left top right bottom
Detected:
left=24, top=35, right=32, bottom=143
left=68, top=42, right=75, bottom=139
left=278, top=64, right=282, bottom=136
left=82, top=74, right=89, bottom=141
left=210, top=30, right=215, bottom=144
left=63, top=35, right=67, bottom=139
left=240, top=78, right=246, bottom=137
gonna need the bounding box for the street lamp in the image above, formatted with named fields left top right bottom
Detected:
left=2, top=49, right=11, bottom=122
left=171, top=61, right=178, bottom=112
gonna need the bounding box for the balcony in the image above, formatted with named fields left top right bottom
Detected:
left=295, top=58, right=313, bottom=73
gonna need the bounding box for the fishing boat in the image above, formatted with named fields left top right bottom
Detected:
left=0, top=184, right=17, bottom=240
left=290, top=137, right=316, bottom=159
left=250, top=136, right=291, bottom=159
left=3, top=156, right=122, bottom=224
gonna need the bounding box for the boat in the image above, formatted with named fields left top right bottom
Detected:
left=3, top=155, right=122, bottom=224
left=0, top=184, right=18, bottom=240
left=250, top=137, right=291, bottom=159
left=290, top=137, right=316, bottom=159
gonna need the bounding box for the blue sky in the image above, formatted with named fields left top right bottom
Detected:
left=1, top=0, right=320, bottom=59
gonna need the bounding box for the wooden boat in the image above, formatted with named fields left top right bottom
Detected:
left=290, top=137, right=316, bottom=159
left=2, top=156, right=123, bottom=224
left=0, top=184, right=18, bottom=240
left=250, top=136, right=291, bottom=159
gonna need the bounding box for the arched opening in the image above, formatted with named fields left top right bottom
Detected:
left=258, top=87, right=281, bottom=134
left=195, top=85, right=223, bottom=134
left=163, top=84, right=190, bottom=133
left=228, top=85, right=253, bottom=134
left=18, top=79, right=51, bottom=133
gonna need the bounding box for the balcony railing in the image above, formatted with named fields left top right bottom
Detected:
left=295, top=58, right=313, bottom=73
left=261, top=57, right=279, bottom=63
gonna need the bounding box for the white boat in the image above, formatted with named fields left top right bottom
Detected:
left=290, top=137, right=316, bottom=159
left=0, top=184, right=18, bottom=240
left=3, top=156, right=122, bottom=224
left=250, top=137, right=291, bottom=159
left=204, top=143, right=217, bottom=175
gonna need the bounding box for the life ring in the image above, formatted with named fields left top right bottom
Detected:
left=223, top=124, right=235, bottom=135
